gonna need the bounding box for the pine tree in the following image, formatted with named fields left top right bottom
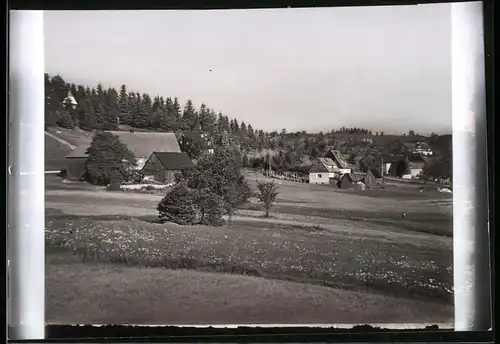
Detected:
left=173, top=97, right=182, bottom=120
left=130, top=92, right=142, bottom=127
left=44, top=73, right=57, bottom=127
left=103, top=88, right=120, bottom=129
left=118, top=84, right=130, bottom=125
left=77, top=98, right=97, bottom=131
left=182, top=99, right=198, bottom=131
left=162, top=97, right=177, bottom=131
left=139, top=93, right=153, bottom=128
left=152, top=96, right=161, bottom=112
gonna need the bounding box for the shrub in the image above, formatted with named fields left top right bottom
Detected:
left=157, top=183, right=197, bottom=225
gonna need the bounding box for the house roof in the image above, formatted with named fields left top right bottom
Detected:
left=326, top=149, right=349, bottom=168
left=65, top=131, right=181, bottom=159
left=147, top=152, right=195, bottom=170
left=318, top=157, right=341, bottom=172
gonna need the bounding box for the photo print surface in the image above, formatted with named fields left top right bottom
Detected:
left=42, top=4, right=455, bottom=326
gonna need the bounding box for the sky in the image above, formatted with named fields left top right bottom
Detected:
left=44, top=5, right=452, bottom=134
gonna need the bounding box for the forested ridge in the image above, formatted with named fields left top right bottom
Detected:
left=45, top=73, right=450, bottom=175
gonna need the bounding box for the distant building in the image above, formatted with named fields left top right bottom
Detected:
left=63, top=91, right=78, bottom=109
left=142, top=152, right=195, bottom=184
left=64, top=131, right=181, bottom=179
left=408, top=155, right=427, bottom=177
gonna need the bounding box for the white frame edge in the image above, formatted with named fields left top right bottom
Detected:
left=451, top=1, right=491, bottom=331
left=8, top=10, right=46, bottom=340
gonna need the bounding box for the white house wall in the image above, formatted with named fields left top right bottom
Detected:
left=309, top=172, right=330, bottom=184
left=410, top=168, right=423, bottom=177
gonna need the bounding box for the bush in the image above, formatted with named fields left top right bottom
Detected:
left=157, top=183, right=197, bottom=225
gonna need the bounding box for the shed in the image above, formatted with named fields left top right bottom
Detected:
left=142, top=152, right=195, bottom=184
left=337, top=173, right=359, bottom=189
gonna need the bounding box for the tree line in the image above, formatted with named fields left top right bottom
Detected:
left=45, top=73, right=377, bottom=161
left=46, top=73, right=450, bottom=178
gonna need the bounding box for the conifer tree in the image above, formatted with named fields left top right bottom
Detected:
left=182, top=99, right=198, bottom=131
left=118, top=85, right=130, bottom=125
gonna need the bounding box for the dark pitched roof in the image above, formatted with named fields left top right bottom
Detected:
left=151, top=152, right=195, bottom=170
left=326, top=150, right=349, bottom=168
left=66, top=131, right=181, bottom=158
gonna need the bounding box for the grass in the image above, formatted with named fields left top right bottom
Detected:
left=240, top=202, right=453, bottom=237
left=45, top=213, right=453, bottom=304
left=46, top=252, right=453, bottom=325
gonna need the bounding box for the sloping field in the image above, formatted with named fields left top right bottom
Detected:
left=46, top=251, right=453, bottom=325
left=45, top=134, right=72, bottom=171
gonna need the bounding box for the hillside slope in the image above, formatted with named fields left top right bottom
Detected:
left=45, top=134, right=72, bottom=171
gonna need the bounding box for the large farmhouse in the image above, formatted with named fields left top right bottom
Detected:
left=64, top=130, right=181, bottom=179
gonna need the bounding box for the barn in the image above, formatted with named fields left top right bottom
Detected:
left=63, top=131, right=181, bottom=180
left=142, top=152, right=195, bottom=184
left=338, top=173, right=359, bottom=189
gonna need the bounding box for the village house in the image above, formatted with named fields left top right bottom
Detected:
left=64, top=130, right=181, bottom=179
left=308, top=157, right=341, bottom=184
left=142, top=151, right=195, bottom=184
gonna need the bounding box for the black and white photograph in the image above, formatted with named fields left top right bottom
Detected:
left=42, top=5, right=454, bottom=326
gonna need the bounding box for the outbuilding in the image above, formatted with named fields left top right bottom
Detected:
left=141, top=152, right=195, bottom=184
